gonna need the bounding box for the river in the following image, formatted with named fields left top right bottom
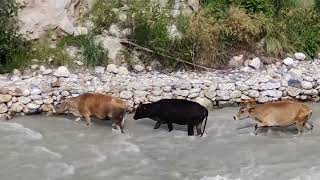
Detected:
left=1, top=103, right=320, bottom=180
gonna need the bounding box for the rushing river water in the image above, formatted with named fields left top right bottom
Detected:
left=1, top=103, right=320, bottom=180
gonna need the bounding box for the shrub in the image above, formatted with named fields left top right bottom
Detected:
left=0, top=0, right=29, bottom=73
left=130, top=0, right=193, bottom=66
left=59, top=34, right=107, bottom=67
left=88, top=0, right=122, bottom=33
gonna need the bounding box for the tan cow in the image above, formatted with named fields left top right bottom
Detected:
left=54, top=93, right=127, bottom=133
left=233, top=101, right=313, bottom=135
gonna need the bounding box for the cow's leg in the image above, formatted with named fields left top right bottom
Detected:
left=196, top=123, right=202, bottom=136
left=154, top=120, right=162, bottom=129
left=84, top=115, right=91, bottom=127
left=305, top=122, right=313, bottom=130
left=75, top=117, right=81, bottom=122
left=296, top=121, right=304, bottom=135
left=254, top=122, right=267, bottom=135
left=187, top=123, right=194, bottom=136
left=167, top=121, right=173, bottom=132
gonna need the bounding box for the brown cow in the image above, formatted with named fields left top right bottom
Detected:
left=54, top=93, right=127, bottom=133
left=233, top=101, right=313, bottom=135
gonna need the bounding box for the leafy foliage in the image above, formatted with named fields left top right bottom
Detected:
left=0, top=0, right=29, bottom=73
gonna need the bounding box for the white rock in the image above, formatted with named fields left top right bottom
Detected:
left=22, top=89, right=30, bottom=96
left=0, top=103, right=8, bottom=113
left=249, top=57, right=261, bottom=69
left=260, top=90, right=282, bottom=98
left=230, top=90, right=242, bottom=99
left=27, top=103, right=40, bottom=110
left=31, top=64, right=38, bottom=70
left=294, top=52, right=306, bottom=60
left=18, top=96, right=31, bottom=104
left=61, top=91, right=70, bottom=97
left=106, top=64, right=118, bottom=74
left=218, top=83, right=235, bottom=90
left=0, top=94, right=12, bottom=103
left=229, top=55, right=243, bottom=68
left=216, top=90, right=231, bottom=100
left=118, top=66, right=129, bottom=75
left=30, top=95, right=42, bottom=100
left=10, top=103, right=23, bottom=113
left=301, top=81, right=313, bottom=89
left=283, top=57, right=295, bottom=66
left=43, top=69, right=52, bottom=75
left=120, top=91, right=133, bottom=99
left=286, top=87, right=301, bottom=97
left=95, top=66, right=105, bottom=74
left=31, top=88, right=42, bottom=95
left=53, top=66, right=70, bottom=77
left=188, top=0, right=200, bottom=12
left=193, top=97, right=213, bottom=110
left=248, top=90, right=260, bottom=98
left=134, top=65, right=145, bottom=72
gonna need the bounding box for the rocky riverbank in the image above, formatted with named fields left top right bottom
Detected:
left=0, top=55, right=320, bottom=119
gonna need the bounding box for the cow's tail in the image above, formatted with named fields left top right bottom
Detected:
left=201, top=110, right=208, bottom=137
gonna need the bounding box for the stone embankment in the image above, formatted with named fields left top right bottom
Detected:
left=0, top=55, right=319, bottom=119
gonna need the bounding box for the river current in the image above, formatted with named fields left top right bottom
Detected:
left=1, top=103, right=320, bottom=180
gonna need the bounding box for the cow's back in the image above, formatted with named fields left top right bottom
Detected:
left=156, top=99, right=207, bottom=120
left=253, top=101, right=310, bottom=126
left=78, top=93, right=126, bottom=119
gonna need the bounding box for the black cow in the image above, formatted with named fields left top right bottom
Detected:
left=133, top=99, right=208, bottom=136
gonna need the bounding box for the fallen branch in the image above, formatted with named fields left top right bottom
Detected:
left=120, top=40, right=215, bottom=71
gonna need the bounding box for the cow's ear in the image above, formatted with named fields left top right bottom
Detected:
left=248, top=107, right=255, bottom=113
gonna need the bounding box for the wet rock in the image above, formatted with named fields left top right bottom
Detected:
left=0, top=103, right=8, bottom=113
left=288, top=79, right=301, bottom=88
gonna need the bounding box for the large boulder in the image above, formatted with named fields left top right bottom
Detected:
left=96, top=35, right=124, bottom=65
left=18, top=0, right=82, bottom=39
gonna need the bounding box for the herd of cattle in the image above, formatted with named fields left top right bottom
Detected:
left=54, top=92, right=314, bottom=136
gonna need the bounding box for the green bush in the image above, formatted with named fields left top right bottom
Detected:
left=88, top=0, right=122, bottom=33
left=0, top=0, right=29, bottom=73
left=130, top=0, right=193, bottom=66
left=315, top=0, right=320, bottom=10
left=59, top=34, right=107, bottom=67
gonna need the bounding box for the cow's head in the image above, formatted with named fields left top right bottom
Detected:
left=133, top=103, right=152, bottom=120
left=54, top=99, right=71, bottom=114
left=233, top=105, right=255, bottom=120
